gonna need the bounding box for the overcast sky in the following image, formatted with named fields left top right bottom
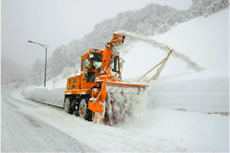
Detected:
left=2, top=0, right=192, bottom=68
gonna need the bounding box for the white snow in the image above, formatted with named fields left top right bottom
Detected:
left=10, top=88, right=229, bottom=152
left=120, top=8, right=229, bottom=113
left=122, top=8, right=229, bottom=79
left=22, top=86, right=65, bottom=107
left=21, top=8, right=229, bottom=152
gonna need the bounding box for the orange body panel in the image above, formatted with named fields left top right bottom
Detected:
left=66, top=76, right=81, bottom=90
left=106, top=81, right=147, bottom=88
left=88, top=102, right=104, bottom=114
left=64, top=89, right=91, bottom=95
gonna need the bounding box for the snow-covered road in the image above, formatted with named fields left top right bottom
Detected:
left=2, top=85, right=229, bottom=152
left=1, top=86, right=96, bottom=152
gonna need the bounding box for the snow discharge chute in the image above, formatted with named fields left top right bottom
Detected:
left=115, top=30, right=204, bottom=72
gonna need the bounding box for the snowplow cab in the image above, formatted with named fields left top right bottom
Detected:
left=66, top=48, right=121, bottom=91
left=81, top=48, right=121, bottom=83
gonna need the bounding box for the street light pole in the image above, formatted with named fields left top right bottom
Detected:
left=28, top=40, right=48, bottom=87
left=44, top=47, right=47, bottom=87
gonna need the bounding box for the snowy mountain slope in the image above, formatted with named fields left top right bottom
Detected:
left=120, top=8, right=229, bottom=113
left=122, top=8, right=229, bottom=79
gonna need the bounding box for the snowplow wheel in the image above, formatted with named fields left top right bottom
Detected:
left=79, top=99, right=92, bottom=121
left=64, top=98, right=73, bottom=114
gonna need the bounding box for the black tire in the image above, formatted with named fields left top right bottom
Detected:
left=73, top=99, right=80, bottom=116
left=79, top=99, right=92, bottom=121
left=64, top=98, right=73, bottom=114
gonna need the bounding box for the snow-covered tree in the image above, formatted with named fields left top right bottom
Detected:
left=188, top=0, right=229, bottom=17
left=47, top=45, right=69, bottom=79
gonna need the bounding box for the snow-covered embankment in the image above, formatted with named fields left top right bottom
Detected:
left=22, top=87, right=65, bottom=107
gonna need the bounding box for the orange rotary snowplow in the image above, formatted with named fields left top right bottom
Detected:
left=64, top=33, right=147, bottom=125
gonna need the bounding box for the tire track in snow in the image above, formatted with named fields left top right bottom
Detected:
left=2, top=87, right=97, bottom=152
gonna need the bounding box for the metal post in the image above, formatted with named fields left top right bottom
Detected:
left=44, top=48, right=47, bottom=87
left=28, top=40, right=48, bottom=87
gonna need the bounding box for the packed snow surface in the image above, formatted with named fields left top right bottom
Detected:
left=2, top=86, right=96, bottom=152
left=11, top=88, right=230, bottom=152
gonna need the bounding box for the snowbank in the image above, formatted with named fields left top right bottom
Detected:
left=144, top=77, right=229, bottom=113
left=22, top=87, right=65, bottom=107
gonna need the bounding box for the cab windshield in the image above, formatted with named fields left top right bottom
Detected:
left=92, top=53, right=102, bottom=70
left=92, top=53, right=119, bottom=72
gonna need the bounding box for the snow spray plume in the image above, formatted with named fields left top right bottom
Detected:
left=115, top=30, right=204, bottom=72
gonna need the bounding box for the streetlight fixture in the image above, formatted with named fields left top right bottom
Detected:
left=28, top=40, right=48, bottom=87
